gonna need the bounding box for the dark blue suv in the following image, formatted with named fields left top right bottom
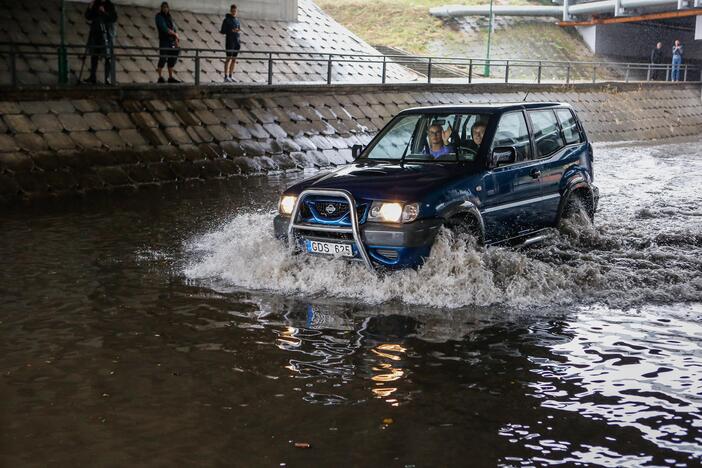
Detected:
left=274, top=102, right=599, bottom=270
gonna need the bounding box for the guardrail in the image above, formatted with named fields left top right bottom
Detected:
left=0, top=41, right=699, bottom=87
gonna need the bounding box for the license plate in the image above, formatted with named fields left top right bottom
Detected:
left=306, top=240, right=354, bottom=257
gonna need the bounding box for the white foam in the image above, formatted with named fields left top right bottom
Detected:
left=184, top=212, right=594, bottom=308
left=183, top=140, right=702, bottom=309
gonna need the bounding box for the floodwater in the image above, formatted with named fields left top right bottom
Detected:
left=1, top=140, right=701, bottom=467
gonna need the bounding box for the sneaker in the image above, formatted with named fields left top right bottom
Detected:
left=224, top=76, right=231, bottom=83
left=167, top=77, right=181, bottom=83
left=157, top=76, right=165, bottom=84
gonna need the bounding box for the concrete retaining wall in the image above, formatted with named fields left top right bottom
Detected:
left=1, top=82, right=701, bottom=205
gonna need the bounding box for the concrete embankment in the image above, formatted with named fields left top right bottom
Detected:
left=1, top=82, right=701, bottom=205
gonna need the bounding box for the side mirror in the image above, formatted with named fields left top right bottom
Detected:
left=492, top=146, right=516, bottom=167
left=351, top=144, right=364, bottom=159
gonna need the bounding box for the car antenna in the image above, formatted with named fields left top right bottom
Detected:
left=522, top=91, right=530, bottom=102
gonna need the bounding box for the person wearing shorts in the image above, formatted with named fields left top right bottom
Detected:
left=220, top=4, right=241, bottom=83
left=155, top=2, right=180, bottom=83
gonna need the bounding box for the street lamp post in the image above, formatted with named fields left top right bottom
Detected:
left=58, top=0, right=68, bottom=84
left=484, top=0, right=494, bottom=78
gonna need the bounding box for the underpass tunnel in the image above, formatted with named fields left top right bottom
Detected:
left=576, top=15, right=702, bottom=80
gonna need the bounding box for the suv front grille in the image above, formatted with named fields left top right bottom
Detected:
left=314, top=201, right=351, bottom=220
left=302, top=197, right=368, bottom=225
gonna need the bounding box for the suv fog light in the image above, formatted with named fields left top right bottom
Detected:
left=279, top=195, right=297, bottom=215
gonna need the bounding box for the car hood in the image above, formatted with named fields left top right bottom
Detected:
left=288, top=162, right=469, bottom=202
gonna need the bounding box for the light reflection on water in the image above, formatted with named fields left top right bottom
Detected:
left=370, top=343, right=407, bottom=406
left=255, top=298, right=702, bottom=464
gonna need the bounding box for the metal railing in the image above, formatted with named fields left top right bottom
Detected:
left=0, top=41, right=699, bottom=87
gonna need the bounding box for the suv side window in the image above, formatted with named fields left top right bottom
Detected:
left=491, top=111, right=531, bottom=162
left=555, top=109, right=582, bottom=145
left=528, top=110, right=565, bottom=158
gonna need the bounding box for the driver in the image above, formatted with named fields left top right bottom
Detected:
left=426, top=123, right=454, bottom=159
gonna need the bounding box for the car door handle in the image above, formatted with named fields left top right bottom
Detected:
left=530, top=169, right=541, bottom=179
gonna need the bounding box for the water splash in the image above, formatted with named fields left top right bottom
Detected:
left=183, top=212, right=700, bottom=309
left=184, top=140, right=702, bottom=308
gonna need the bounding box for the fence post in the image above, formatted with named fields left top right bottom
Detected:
left=683, top=64, right=688, bottom=82
left=505, top=60, right=509, bottom=83
left=381, top=55, right=386, bottom=84
left=194, top=49, right=200, bottom=85
left=267, top=52, right=273, bottom=85
left=666, top=65, right=670, bottom=81
left=625, top=63, right=630, bottom=83
left=326, top=54, right=332, bottom=84
left=57, top=46, right=68, bottom=85
left=646, top=64, right=651, bottom=81
left=10, top=46, right=17, bottom=87
left=537, top=61, right=542, bottom=84
left=468, top=58, right=472, bottom=84
left=592, top=64, right=597, bottom=84
left=110, top=43, right=116, bottom=85
left=427, top=57, right=432, bottom=84
left=566, top=64, right=571, bottom=85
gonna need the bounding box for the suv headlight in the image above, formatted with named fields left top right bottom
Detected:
left=279, top=195, right=297, bottom=215
left=368, top=201, right=419, bottom=223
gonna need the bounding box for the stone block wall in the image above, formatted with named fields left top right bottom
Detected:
left=1, top=82, right=701, bottom=205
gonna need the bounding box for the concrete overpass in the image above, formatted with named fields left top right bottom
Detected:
left=80, top=0, right=298, bottom=21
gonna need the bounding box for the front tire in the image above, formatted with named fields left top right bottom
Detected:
left=446, top=215, right=483, bottom=245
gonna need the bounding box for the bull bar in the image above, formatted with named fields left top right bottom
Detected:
left=287, top=188, right=375, bottom=271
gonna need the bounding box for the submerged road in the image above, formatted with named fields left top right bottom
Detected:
left=1, top=139, right=701, bottom=466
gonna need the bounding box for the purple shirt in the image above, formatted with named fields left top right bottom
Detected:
left=428, top=145, right=453, bottom=159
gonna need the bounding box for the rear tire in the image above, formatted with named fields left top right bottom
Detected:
left=559, top=192, right=594, bottom=230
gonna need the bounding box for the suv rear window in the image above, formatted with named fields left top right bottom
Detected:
left=555, top=109, right=582, bottom=145
left=529, top=110, right=565, bottom=158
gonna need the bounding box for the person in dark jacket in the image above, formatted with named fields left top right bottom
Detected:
left=84, top=0, right=117, bottom=84
left=671, top=40, right=683, bottom=82
left=463, top=120, right=487, bottom=160
left=650, top=42, right=663, bottom=81
left=155, top=2, right=180, bottom=83
left=220, top=4, right=241, bottom=83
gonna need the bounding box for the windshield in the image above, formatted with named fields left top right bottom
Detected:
left=362, top=113, right=490, bottom=162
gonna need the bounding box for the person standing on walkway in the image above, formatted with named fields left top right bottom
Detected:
left=220, top=4, right=242, bottom=83
left=671, top=40, right=683, bottom=82
left=155, top=2, right=181, bottom=83
left=84, top=0, right=117, bottom=85
left=650, top=42, right=663, bottom=81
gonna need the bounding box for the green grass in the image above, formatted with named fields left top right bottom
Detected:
left=316, top=0, right=535, bottom=55
left=315, top=0, right=468, bottom=54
